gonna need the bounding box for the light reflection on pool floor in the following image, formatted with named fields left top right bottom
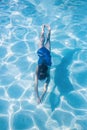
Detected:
left=0, top=0, right=87, bottom=130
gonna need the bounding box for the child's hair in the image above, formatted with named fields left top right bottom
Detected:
left=38, top=63, right=48, bottom=80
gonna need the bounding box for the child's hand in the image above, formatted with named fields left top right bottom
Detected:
left=46, top=24, right=51, bottom=31
left=37, top=97, right=41, bottom=104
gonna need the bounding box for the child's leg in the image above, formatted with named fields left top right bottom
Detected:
left=39, top=25, right=45, bottom=48
left=45, top=25, right=51, bottom=51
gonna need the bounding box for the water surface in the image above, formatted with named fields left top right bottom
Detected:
left=0, top=0, right=87, bottom=130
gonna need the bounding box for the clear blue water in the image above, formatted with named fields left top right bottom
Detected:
left=0, top=0, right=87, bottom=130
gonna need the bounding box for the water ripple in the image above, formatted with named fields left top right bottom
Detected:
left=0, top=0, right=87, bottom=130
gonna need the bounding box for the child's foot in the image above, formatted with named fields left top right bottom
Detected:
left=42, top=24, right=45, bottom=33
left=46, top=24, right=51, bottom=31
left=42, top=24, right=45, bottom=29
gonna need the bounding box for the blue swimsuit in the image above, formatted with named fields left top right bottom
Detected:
left=37, top=47, right=52, bottom=66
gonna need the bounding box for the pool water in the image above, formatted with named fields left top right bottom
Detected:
left=0, top=0, right=87, bottom=130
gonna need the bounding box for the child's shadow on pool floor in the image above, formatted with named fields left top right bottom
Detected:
left=49, top=49, right=76, bottom=111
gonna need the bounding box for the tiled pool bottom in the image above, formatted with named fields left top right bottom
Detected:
left=0, top=0, right=87, bottom=130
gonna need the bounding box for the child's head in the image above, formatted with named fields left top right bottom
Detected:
left=38, top=63, right=48, bottom=80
